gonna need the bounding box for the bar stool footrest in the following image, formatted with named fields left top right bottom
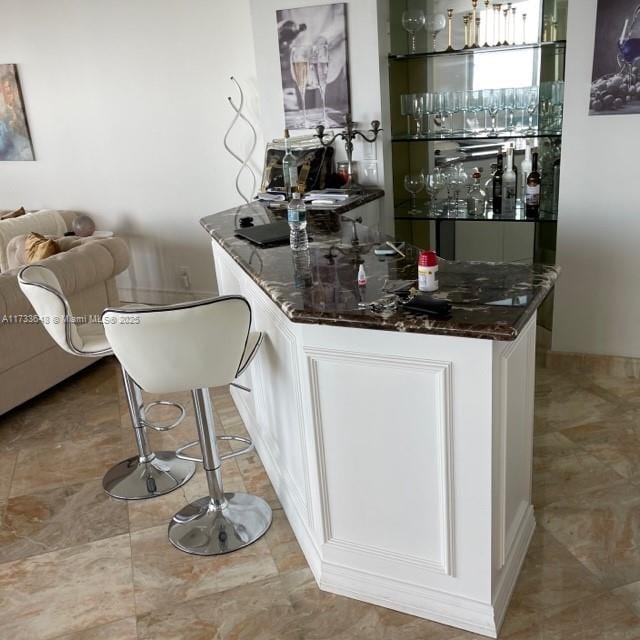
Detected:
left=175, top=440, right=204, bottom=464
left=141, top=401, right=186, bottom=432
left=218, top=435, right=254, bottom=462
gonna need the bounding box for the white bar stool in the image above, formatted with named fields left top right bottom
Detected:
left=102, top=296, right=272, bottom=556
left=17, top=265, right=196, bottom=500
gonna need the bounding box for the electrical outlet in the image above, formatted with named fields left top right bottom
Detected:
left=179, top=266, right=191, bottom=290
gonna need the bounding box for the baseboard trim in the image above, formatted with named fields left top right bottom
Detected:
left=546, top=351, right=640, bottom=378
left=493, top=506, right=536, bottom=631
left=320, top=562, right=498, bottom=638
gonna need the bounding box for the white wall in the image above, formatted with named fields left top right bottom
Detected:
left=552, top=0, right=640, bottom=358
left=0, top=0, right=259, bottom=302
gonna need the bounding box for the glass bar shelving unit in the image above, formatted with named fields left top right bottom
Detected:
left=387, top=0, right=568, bottom=272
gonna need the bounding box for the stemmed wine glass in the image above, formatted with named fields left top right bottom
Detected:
left=484, top=88, right=503, bottom=136
left=402, top=10, right=426, bottom=54
left=412, top=94, right=426, bottom=138
left=423, top=92, right=438, bottom=135
left=468, top=90, right=484, bottom=133
left=311, top=42, right=329, bottom=126
left=457, top=90, right=471, bottom=134
left=290, top=44, right=312, bottom=128
left=404, top=172, right=426, bottom=214
left=400, top=94, right=415, bottom=135
left=504, top=88, right=516, bottom=131
left=441, top=91, right=456, bottom=135
left=525, top=87, right=539, bottom=134
left=426, top=13, right=447, bottom=52
left=425, top=171, right=445, bottom=214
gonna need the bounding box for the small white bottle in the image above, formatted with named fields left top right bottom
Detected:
left=418, top=250, right=439, bottom=292
left=357, top=264, right=367, bottom=286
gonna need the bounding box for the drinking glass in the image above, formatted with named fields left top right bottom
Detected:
left=525, top=87, right=539, bottom=133
left=452, top=164, right=469, bottom=214
left=441, top=91, right=457, bottom=135
left=400, top=94, right=415, bottom=135
left=413, top=93, right=426, bottom=138
left=423, top=92, right=437, bottom=134
left=457, top=90, right=471, bottom=133
left=404, top=172, right=425, bottom=214
left=311, top=42, right=329, bottom=126
left=483, top=88, right=504, bottom=136
left=552, top=81, right=565, bottom=131
left=514, top=87, right=528, bottom=130
left=468, top=89, right=485, bottom=133
left=425, top=171, right=445, bottom=214
left=402, top=10, right=426, bottom=54
left=290, top=45, right=312, bottom=128
left=504, top=88, right=517, bottom=131
left=426, top=13, right=447, bottom=52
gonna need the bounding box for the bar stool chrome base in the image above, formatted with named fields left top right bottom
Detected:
left=168, top=492, right=272, bottom=555
left=103, top=451, right=196, bottom=500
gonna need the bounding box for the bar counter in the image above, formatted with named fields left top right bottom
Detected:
left=201, top=200, right=558, bottom=638
left=200, top=202, right=557, bottom=341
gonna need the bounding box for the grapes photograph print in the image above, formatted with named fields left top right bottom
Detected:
left=590, top=0, right=640, bottom=115
left=276, top=3, right=351, bottom=131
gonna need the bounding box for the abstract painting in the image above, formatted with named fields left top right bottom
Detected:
left=590, top=0, right=640, bottom=115
left=277, top=3, right=350, bottom=131
left=0, top=64, right=34, bottom=160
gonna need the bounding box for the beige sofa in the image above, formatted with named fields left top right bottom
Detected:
left=0, top=210, right=130, bottom=415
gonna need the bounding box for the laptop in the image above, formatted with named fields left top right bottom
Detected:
left=234, top=222, right=291, bottom=247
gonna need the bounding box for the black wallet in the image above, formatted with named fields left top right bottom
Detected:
left=399, top=295, right=452, bottom=318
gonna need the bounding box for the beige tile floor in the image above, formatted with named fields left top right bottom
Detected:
left=1, top=357, right=640, bottom=639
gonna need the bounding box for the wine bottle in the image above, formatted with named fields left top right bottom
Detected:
left=502, top=145, right=517, bottom=215
left=520, top=141, right=532, bottom=206
left=283, top=129, right=299, bottom=198
left=525, top=150, right=541, bottom=218
left=492, top=152, right=503, bottom=215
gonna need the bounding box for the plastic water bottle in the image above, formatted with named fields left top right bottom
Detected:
left=287, top=191, right=308, bottom=251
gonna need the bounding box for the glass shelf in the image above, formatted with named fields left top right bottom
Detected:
left=389, top=40, right=566, bottom=62
left=392, top=130, right=562, bottom=143
left=394, top=202, right=558, bottom=223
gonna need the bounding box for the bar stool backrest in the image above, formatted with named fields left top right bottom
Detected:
left=18, top=264, right=109, bottom=357
left=103, top=296, right=252, bottom=394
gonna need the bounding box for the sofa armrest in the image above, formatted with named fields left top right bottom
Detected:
left=0, top=237, right=130, bottom=317
left=36, top=237, right=130, bottom=297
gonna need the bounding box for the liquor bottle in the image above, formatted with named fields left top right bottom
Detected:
left=551, top=157, right=561, bottom=214
left=525, top=150, right=541, bottom=218
left=283, top=129, right=299, bottom=198
left=502, top=145, right=517, bottom=215
left=466, top=170, right=487, bottom=217
left=287, top=190, right=308, bottom=251
left=492, top=152, right=503, bottom=215
left=520, top=141, right=532, bottom=206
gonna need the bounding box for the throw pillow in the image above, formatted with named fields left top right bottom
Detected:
left=0, top=207, right=26, bottom=220
left=24, top=232, right=61, bottom=263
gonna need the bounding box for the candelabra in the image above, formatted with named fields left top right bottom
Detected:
left=315, top=114, right=382, bottom=191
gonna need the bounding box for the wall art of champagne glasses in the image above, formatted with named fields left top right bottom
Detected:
left=399, top=83, right=564, bottom=138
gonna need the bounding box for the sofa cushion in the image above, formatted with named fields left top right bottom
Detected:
left=24, top=233, right=61, bottom=263
left=0, top=207, right=26, bottom=220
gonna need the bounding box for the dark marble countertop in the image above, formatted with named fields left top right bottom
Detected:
left=200, top=201, right=559, bottom=342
